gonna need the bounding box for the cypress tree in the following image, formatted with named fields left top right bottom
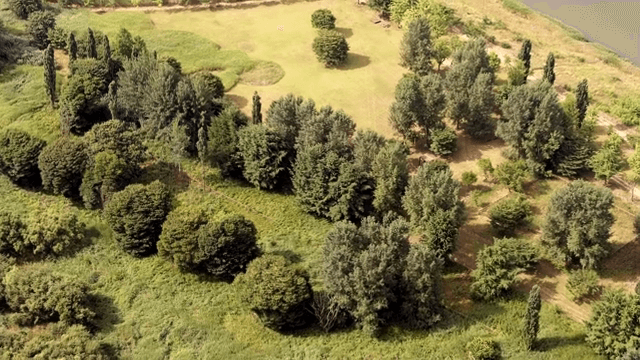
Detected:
left=252, top=91, right=262, bottom=124
left=543, top=52, right=555, bottom=85
left=103, top=35, right=111, bottom=63
left=44, top=44, right=55, bottom=106
left=87, top=27, right=97, bottom=59
left=108, top=80, right=117, bottom=120
left=197, top=126, right=207, bottom=163
left=576, top=79, right=589, bottom=127
left=518, top=39, right=532, bottom=77
left=68, top=32, right=77, bottom=63
left=523, top=285, right=541, bottom=350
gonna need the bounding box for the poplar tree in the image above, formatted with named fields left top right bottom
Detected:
left=518, top=39, right=532, bottom=77
left=543, top=52, right=555, bottom=85
left=576, top=79, right=589, bottom=127
left=43, top=44, right=55, bottom=106
left=68, top=32, right=77, bottom=63
left=252, top=91, right=262, bottom=124
left=108, top=81, right=117, bottom=120
left=87, top=27, right=97, bottom=59
left=399, top=17, right=432, bottom=76
left=523, top=285, right=541, bottom=350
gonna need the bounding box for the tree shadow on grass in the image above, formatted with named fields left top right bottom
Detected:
left=337, top=53, right=371, bottom=71
left=136, top=161, right=191, bottom=194
left=535, top=334, right=588, bottom=352
left=334, top=27, right=353, bottom=38
left=88, top=293, right=122, bottom=335
left=226, top=94, right=248, bottom=109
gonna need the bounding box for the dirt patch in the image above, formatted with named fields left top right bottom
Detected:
left=54, top=49, right=70, bottom=76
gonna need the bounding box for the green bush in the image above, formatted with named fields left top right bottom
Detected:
left=6, top=0, right=42, bottom=19
left=488, top=52, right=501, bottom=72
left=27, top=11, right=55, bottom=49
left=489, top=194, right=532, bottom=236
left=311, top=9, right=336, bottom=30
left=158, top=206, right=209, bottom=272
left=23, top=207, right=86, bottom=259
left=466, top=338, right=501, bottom=360
left=5, top=324, right=112, bottom=359
left=0, top=212, right=26, bottom=258
left=104, top=181, right=172, bottom=257
left=236, top=254, right=312, bottom=331
left=429, top=127, right=457, bottom=155
left=461, top=171, right=477, bottom=186
left=586, top=290, right=640, bottom=359
left=0, top=129, right=46, bottom=187
left=47, top=26, right=68, bottom=50
left=3, top=267, right=95, bottom=326
left=610, top=96, right=640, bottom=126
left=567, top=269, right=600, bottom=301
left=207, top=106, right=248, bottom=178
left=38, top=137, right=89, bottom=198
left=237, top=125, right=290, bottom=190
left=312, top=30, right=349, bottom=67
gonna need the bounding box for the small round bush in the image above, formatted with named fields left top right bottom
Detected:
left=461, top=171, right=478, bottom=186
left=466, top=338, right=501, bottom=360
left=0, top=129, right=46, bottom=187
left=38, top=137, right=89, bottom=198
left=191, top=72, right=225, bottom=99
left=429, top=127, right=458, bottom=155
left=104, top=181, right=172, bottom=257
left=23, top=207, right=86, bottom=258
left=236, top=254, right=313, bottom=331
left=567, top=269, right=600, bottom=301
left=3, top=266, right=95, bottom=326
left=312, top=29, right=349, bottom=67
left=158, top=206, right=209, bottom=272
left=47, top=26, right=68, bottom=50
left=489, top=194, right=532, bottom=236
left=7, top=0, right=42, bottom=19
left=0, top=212, right=25, bottom=257
left=311, top=9, right=336, bottom=30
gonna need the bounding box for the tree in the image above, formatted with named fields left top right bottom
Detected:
left=23, top=207, right=86, bottom=258
left=586, top=290, right=640, bottom=359
left=419, top=73, right=446, bottom=142
left=517, top=39, right=532, bottom=77
left=353, top=129, right=386, bottom=174
left=576, top=79, right=589, bottom=127
left=87, top=28, right=97, bottom=59
left=488, top=51, right=501, bottom=73
left=543, top=180, right=614, bottom=269
left=494, top=160, right=528, bottom=192
left=236, top=254, right=313, bottom=331
left=311, top=9, right=336, bottom=30
left=523, top=285, right=541, bottom=350
left=312, top=29, right=349, bottom=68
left=543, top=52, right=556, bottom=84
left=104, top=181, right=172, bottom=257
left=43, top=44, right=55, bottom=106
left=252, top=91, right=262, bottom=124
left=629, top=145, right=640, bottom=200
left=431, top=37, right=452, bottom=71
left=38, top=137, right=88, bottom=198
left=429, top=127, right=457, bottom=156
left=27, top=10, right=55, bottom=49
left=403, top=161, right=464, bottom=260
left=400, top=17, right=432, bottom=76
left=207, top=105, right=248, bottom=178
left=0, top=129, right=46, bottom=187
left=323, top=217, right=412, bottom=336
left=7, top=0, right=42, bottom=19
left=507, top=59, right=528, bottom=86
left=389, top=73, right=430, bottom=143
left=68, top=32, right=77, bottom=63
left=477, top=158, right=494, bottom=181
left=489, top=194, right=531, bottom=236
left=465, top=72, right=495, bottom=139
left=401, top=244, right=443, bottom=329
left=372, top=141, right=409, bottom=216
left=157, top=206, right=208, bottom=272
left=107, top=80, right=117, bottom=120
left=196, top=126, right=207, bottom=164
left=265, top=93, right=316, bottom=150
left=237, top=125, right=290, bottom=190
left=589, top=134, right=625, bottom=184
left=368, top=0, right=391, bottom=13
left=470, top=238, right=538, bottom=301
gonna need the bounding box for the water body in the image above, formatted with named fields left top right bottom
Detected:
left=518, top=0, right=640, bottom=66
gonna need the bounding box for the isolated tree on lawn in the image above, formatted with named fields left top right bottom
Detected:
left=400, top=17, right=432, bottom=76
left=68, top=32, right=77, bottom=63
left=518, top=39, right=532, bottom=77
left=87, top=28, right=97, bottom=59
left=389, top=73, right=426, bottom=143
left=311, top=9, right=336, bottom=30
left=589, top=134, right=625, bottom=185
left=44, top=44, right=55, bottom=106
left=543, top=52, right=555, bottom=84
left=542, top=180, right=614, bottom=269
left=576, top=79, right=589, bottom=127
left=523, top=285, right=541, bottom=350
left=252, top=91, right=262, bottom=124
left=312, top=30, right=349, bottom=67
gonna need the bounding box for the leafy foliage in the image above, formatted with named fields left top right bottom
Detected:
left=38, top=137, right=88, bottom=198
left=157, top=206, right=208, bottom=272
left=429, top=126, right=457, bottom=155
left=517, top=39, right=532, bottom=77
left=236, top=254, right=312, bottom=331
left=7, top=0, right=42, bottom=19
left=237, top=125, right=289, bottom=190
left=542, top=180, right=613, bottom=269
left=0, top=212, right=26, bottom=258
left=567, top=269, right=600, bottom=301
left=0, top=129, right=46, bottom=187
left=400, top=243, right=443, bottom=330
left=507, top=59, right=527, bottom=86
left=44, top=45, right=56, bottom=106
left=494, top=159, right=528, bottom=192
left=311, top=9, right=336, bottom=30
left=372, top=141, right=409, bottom=216
left=576, top=79, right=589, bottom=127
left=523, top=285, right=541, bottom=350
left=399, top=17, right=432, bottom=76
left=589, top=133, right=625, bottom=184
left=312, top=30, right=349, bottom=67
left=206, top=105, right=248, bottom=178
left=310, top=291, right=351, bottom=333
left=252, top=91, right=262, bottom=124
left=489, top=194, right=531, bottom=236
left=23, top=207, right=86, bottom=259
left=543, top=52, right=556, bottom=84
left=466, top=338, right=501, bottom=360
left=586, top=290, right=640, bottom=359
left=461, top=171, right=477, bottom=186
left=27, top=10, right=55, bottom=49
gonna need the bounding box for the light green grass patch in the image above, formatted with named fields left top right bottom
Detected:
left=501, top=0, right=531, bottom=17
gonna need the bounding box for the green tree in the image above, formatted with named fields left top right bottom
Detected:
left=311, top=9, right=336, bottom=30
left=68, top=32, right=77, bottom=63
left=0, top=129, right=46, bottom=187
left=104, top=181, right=172, bottom=257
left=401, top=243, right=443, bottom=329
left=465, top=72, right=495, bottom=139
left=23, top=207, right=85, bottom=258
left=489, top=194, right=531, bottom=236
left=488, top=51, right=501, bottom=72
left=252, top=91, right=262, bottom=124
left=494, top=160, right=528, bottom=192
left=7, top=0, right=42, bottom=20
left=419, top=73, right=446, bottom=143
left=523, top=285, right=541, bottom=350
left=589, top=134, right=625, bottom=184
left=429, top=127, right=457, bottom=155
left=237, top=125, right=290, bottom=190
left=157, top=206, right=209, bottom=272
left=507, top=59, right=528, bottom=86
left=352, top=129, right=386, bottom=174
left=543, top=52, right=555, bottom=84
left=403, top=161, right=464, bottom=260
left=43, top=44, right=55, bottom=106
left=400, top=17, right=432, bottom=76
left=542, top=180, right=614, bottom=269
left=477, top=158, right=494, bottom=180
left=576, top=79, right=589, bottom=127
left=368, top=0, right=391, bottom=13
left=237, top=254, right=313, bottom=331
left=87, top=28, right=97, bottom=59
left=27, top=10, right=55, bottom=49
left=38, top=137, right=88, bottom=198
left=312, top=30, right=349, bottom=67
left=107, top=80, right=117, bottom=120
left=389, top=73, right=431, bottom=143
left=265, top=93, right=316, bottom=150
left=431, top=37, right=452, bottom=71
left=207, top=105, right=248, bottom=178
left=372, top=141, right=409, bottom=216
left=586, top=290, right=640, bottom=359
left=114, top=27, right=134, bottom=59
left=517, top=39, right=532, bottom=77
left=628, top=144, right=640, bottom=200
left=0, top=212, right=26, bottom=258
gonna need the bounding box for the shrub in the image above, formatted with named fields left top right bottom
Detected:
left=488, top=51, right=501, bottom=72
left=237, top=125, right=290, bottom=190
left=0, top=212, right=26, bottom=258
left=3, top=267, right=95, bottom=326
left=236, top=254, right=313, bottom=331
left=27, top=11, right=55, bottom=49
left=610, top=96, right=640, bottom=126
left=310, top=290, right=351, bottom=333
left=477, top=158, right=494, bottom=180
left=567, top=269, right=600, bottom=301
left=38, top=137, right=89, bottom=198
left=312, top=30, right=349, bottom=67
left=47, top=26, right=68, bottom=50
left=10, top=324, right=112, bottom=359
left=461, top=171, right=477, bottom=186
left=466, top=338, right=501, bottom=360
left=7, top=0, right=42, bottom=19
left=494, top=159, right=528, bottom=192
left=0, top=129, right=46, bottom=187
left=23, top=207, right=86, bottom=258
left=311, top=9, right=336, bottom=30
left=158, top=206, right=209, bottom=272
left=489, top=194, right=532, bottom=236
left=207, top=106, right=248, bottom=178
left=429, top=127, right=457, bottom=155
left=104, top=181, right=172, bottom=257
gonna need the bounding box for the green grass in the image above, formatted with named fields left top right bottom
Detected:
left=501, top=0, right=532, bottom=17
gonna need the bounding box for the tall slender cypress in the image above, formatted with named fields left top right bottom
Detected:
left=523, top=285, right=541, bottom=350
left=197, top=126, right=207, bottom=163
left=543, top=52, right=555, bottom=85
left=576, top=79, right=589, bottom=128
left=87, top=27, right=97, bottom=59
left=252, top=91, right=262, bottom=124
left=518, top=39, right=532, bottom=77
left=108, top=81, right=118, bottom=120
left=104, top=35, right=112, bottom=79
left=68, top=32, right=77, bottom=63
left=44, top=45, right=56, bottom=106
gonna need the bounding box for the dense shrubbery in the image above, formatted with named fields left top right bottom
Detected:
left=104, top=181, right=172, bottom=257
left=23, top=207, right=86, bottom=259
left=237, top=125, right=290, bottom=190
left=471, top=238, right=537, bottom=301
left=466, top=338, right=501, bottom=360
left=38, top=137, right=89, bottom=198
left=0, top=129, right=46, bottom=187
left=567, top=269, right=600, bottom=301
left=7, top=0, right=42, bottom=19
left=27, top=11, right=55, bottom=49
left=429, top=127, right=457, bottom=155
left=0, top=212, right=25, bottom=258
left=206, top=106, right=248, bottom=177
left=311, top=9, right=336, bottom=30
left=312, top=30, right=349, bottom=67
left=586, top=290, right=640, bottom=359
left=236, top=254, right=313, bottom=331
left=489, top=194, right=531, bottom=236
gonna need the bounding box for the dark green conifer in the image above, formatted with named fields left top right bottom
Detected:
left=44, top=44, right=55, bottom=106
left=523, top=285, right=541, bottom=350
